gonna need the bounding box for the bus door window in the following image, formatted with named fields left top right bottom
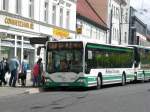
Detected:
left=54, top=53, right=61, bottom=72
left=60, top=59, right=68, bottom=72
left=47, top=52, right=53, bottom=72
left=70, top=50, right=82, bottom=73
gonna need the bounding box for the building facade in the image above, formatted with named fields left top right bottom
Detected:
left=0, top=0, right=77, bottom=69
left=76, top=0, right=108, bottom=43
left=107, top=0, right=130, bottom=45
left=129, top=7, right=150, bottom=46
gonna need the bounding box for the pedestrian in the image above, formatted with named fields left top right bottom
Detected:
left=9, top=56, right=20, bottom=87
left=19, top=55, right=28, bottom=87
left=0, top=58, right=9, bottom=86
left=32, top=61, right=40, bottom=87
left=37, top=58, right=43, bottom=86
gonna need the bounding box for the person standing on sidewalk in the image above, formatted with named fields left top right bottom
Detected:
left=9, top=56, right=20, bottom=87
left=32, top=61, right=40, bottom=87
left=0, top=58, right=9, bottom=86
left=20, top=55, right=28, bottom=87
left=37, top=58, right=43, bottom=86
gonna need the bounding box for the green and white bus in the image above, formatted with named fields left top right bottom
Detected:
left=43, top=40, right=135, bottom=89
left=131, top=45, right=150, bottom=81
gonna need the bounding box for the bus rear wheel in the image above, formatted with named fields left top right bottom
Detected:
left=141, top=72, right=145, bottom=83
left=96, top=76, right=102, bottom=89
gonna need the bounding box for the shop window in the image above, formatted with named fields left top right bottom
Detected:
left=17, top=36, right=21, bottom=40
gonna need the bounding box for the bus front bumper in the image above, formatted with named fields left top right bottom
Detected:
left=43, top=77, right=88, bottom=88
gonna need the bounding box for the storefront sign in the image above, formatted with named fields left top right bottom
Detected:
left=5, top=17, right=34, bottom=29
left=76, top=28, right=82, bottom=34
left=53, top=28, right=69, bottom=38
left=76, top=23, right=82, bottom=34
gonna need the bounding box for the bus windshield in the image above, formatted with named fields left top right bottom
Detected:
left=46, top=42, right=83, bottom=73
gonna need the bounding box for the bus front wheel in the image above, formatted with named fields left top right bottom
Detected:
left=96, top=76, right=102, bottom=89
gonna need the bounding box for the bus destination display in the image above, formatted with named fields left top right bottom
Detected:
left=47, top=42, right=83, bottom=50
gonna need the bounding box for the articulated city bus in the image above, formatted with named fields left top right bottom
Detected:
left=42, top=40, right=135, bottom=89
left=131, top=45, right=150, bottom=81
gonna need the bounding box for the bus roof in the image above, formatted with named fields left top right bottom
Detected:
left=128, top=45, right=150, bottom=50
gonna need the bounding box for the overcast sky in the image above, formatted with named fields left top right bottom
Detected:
left=130, top=0, right=150, bottom=9
left=130, top=0, right=150, bottom=28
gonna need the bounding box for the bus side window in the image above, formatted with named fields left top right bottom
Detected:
left=88, top=50, right=93, bottom=59
left=85, top=50, right=91, bottom=74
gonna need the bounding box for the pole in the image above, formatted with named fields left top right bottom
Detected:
left=119, top=2, right=122, bottom=45
left=109, top=9, right=113, bottom=44
left=0, top=36, right=1, bottom=60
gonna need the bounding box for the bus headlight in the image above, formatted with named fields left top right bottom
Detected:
left=45, top=78, right=51, bottom=82
left=77, top=79, right=85, bottom=83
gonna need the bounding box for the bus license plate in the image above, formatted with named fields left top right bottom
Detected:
left=61, top=83, right=68, bottom=86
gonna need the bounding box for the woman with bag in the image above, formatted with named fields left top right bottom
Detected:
left=19, top=55, right=28, bottom=87
left=32, top=61, right=40, bottom=87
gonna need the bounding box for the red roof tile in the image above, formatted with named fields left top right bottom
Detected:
left=77, top=0, right=108, bottom=29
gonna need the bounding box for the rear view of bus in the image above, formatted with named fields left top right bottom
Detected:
left=45, top=41, right=85, bottom=88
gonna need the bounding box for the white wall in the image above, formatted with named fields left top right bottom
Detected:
left=0, top=0, right=77, bottom=63
left=76, top=19, right=107, bottom=43
left=0, top=0, right=77, bottom=34
left=107, top=0, right=130, bottom=45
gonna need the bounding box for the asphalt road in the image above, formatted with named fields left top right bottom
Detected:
left=0, top=82, right=150, bottom=112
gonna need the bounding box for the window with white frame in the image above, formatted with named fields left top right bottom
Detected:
left=96, top=29, right=99, bottom=39
left=59, top=7, right=63, bottom=27
left=101, top=30, right=105, bottom=40
left=112, top=5, right=113, bottom=17
left=85, top=23, right=90, bottom=38
left=114, top=6, right=116, bottom=18
left=92, top=27, right=96, bottom=39
left=52, top=5, right=56, bottom=25
left=16, top=0, right=21, bottom=14
left=124, top=32, right=127, bottom=43
left=116, top=8, right=119, bottom=19
left=44, top=0, right=49, bottom=22
left=2, top=0, right=9, bottom=11
left=66, top=10, right=70, bottom=29
left=98, top=29, right=101, bottom=40
left=117, top=29, right=119, bottom=40
left=82, top=23, right=86, bottom=36
left=29, top=0, right=34, bottom=18
left=114, top=28, right=116, bottom=40
left=112, top=28, right=114, bottom=40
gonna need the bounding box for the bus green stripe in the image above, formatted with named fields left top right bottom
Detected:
left=103, top=75, right=122, bottom=80
left=87, top=44, right=132, bottom=52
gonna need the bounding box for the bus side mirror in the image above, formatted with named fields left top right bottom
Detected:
left=37, top=47, right=41, bottom=56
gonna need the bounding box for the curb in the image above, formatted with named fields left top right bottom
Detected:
left=25, top=88, right=42, bottom=94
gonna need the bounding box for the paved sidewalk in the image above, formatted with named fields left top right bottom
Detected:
left=0, top=86, right=29, bottom=97
left=0, top=72, right=43, bottom=98
left=0, top=86, right=41, bottom=98
left=0, top=79, right=41, bottom=98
